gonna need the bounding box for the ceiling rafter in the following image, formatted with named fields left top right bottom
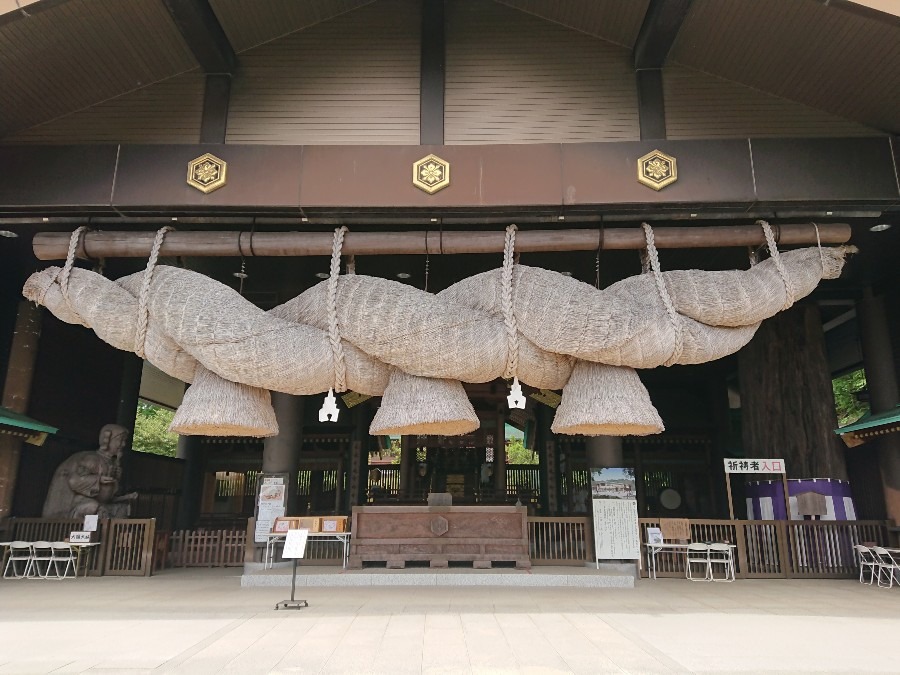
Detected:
left=161, top=0, right=235, bottom=74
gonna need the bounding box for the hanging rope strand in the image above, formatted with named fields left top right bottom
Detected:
left=812, top=222, right=826, bottom=276
left=642, top=223, right=684, bottom=366
left=134, top=226, right=174, bottom=358
left=758, top=220, right=796, bottom=311
left=57, top=226, right=90, bottom=309
left=501, top=224, right=519, bottom=380
left=327, top=226, right=348, bottom=393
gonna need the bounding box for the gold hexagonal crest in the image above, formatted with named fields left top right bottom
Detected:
left=187, top=153, right=227, bottom=194
left=637, top=149, right=677, bottom=191
left=413, top=154, right=450, bottom=194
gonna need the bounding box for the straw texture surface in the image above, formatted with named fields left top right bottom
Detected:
left=23, top=237, right=850, bottom=437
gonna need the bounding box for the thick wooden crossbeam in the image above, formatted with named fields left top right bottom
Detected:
left=32, top=224, right=852, bottom=260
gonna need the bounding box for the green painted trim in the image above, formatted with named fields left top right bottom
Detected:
left=835, top=406, right=900, bottom=434
left=0, top=406, right=58, bottom=434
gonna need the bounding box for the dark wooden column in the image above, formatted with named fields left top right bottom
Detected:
left=738, top=303, right=847, bottom=480
left=858, top=287, right=900, bottom=523
left=633, top=0, right=693, bottom=140
left=175, top=434, right=205, bottom=529
left=348, top=404, right=373, bottom=508
left=536, top=405, right=558, bottom=515
left=399, top=435, right=415, bottom=499
left=200, top=74, right=231, bottom=144
left=493, top=408, right=506, bottom=500
left=420, top=0, right=445, bottom=145
left=0, top=301, right=42, bottom=525
left=116, top=353, right=143, bottom=478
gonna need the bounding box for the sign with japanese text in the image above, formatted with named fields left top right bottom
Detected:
left=724, top=458, right=786, bottom=474
left=590, top=467, right=641, bottom=563
left=282, top=529, right=309, bottom=559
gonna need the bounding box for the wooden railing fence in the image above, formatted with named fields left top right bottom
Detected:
left=528, top=516, right=593, bottom=565
left=5, top=518, right=156, bottom=576
left=167, top=529, right=246, bottom=567
left=638, top=518, right=891, bottom=579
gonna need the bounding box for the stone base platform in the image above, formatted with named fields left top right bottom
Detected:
left=241, top=563, right=635, bottom=588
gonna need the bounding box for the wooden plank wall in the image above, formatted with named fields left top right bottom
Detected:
left=663, top=64, right=882, bottom=139
left=4, top=72, right=205, bottom=144
left=445, top=0, right=640, bottom=144
left=226, top=0, right=420, bottom=145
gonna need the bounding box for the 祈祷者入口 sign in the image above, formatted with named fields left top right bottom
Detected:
left=724, top=458, right=786, bottom=474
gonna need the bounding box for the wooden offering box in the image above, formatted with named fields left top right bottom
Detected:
left=348, top=505, right=530, bottom=569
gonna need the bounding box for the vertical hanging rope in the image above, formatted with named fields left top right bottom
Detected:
left=501, top=224, right=519, bottom=380
left=327, top=226, right=348, bottom=393
left=57, top=226, right=90, bottom=309
left=134, top=226, right=174, bottom=358
left=812, top=222, right=826, bottom=276
left=758, top=220, right=796, bottom=311
left=642, top=223, right=684, bottom=366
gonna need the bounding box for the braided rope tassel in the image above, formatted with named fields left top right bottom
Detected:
left=501, top=224, right=525, bottom=409
left=57, top=226, right=90, bottom=309
left=642, top=223, right=684, bottom=367
left=320, top=227, right=348, bottom=423
left=134, top=226, right=174, bottom=358
left=759, top=220, right=796, bottom=311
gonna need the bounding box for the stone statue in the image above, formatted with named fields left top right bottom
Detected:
left=42, top=423, right=138, bottom=519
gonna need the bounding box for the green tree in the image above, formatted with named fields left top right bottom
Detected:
left=132, top=401, right=179, bottom=457
left=832, top=368, right=869, bottom=427
left=505, top=438, right=538, bottom=464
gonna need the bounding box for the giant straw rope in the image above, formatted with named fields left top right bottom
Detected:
left=23, top=222, right=852, bottom=438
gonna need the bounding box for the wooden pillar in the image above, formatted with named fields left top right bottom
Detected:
left=858, top=287, right=900, bottom=523
left=0, top=301, right=42, bottom=525
left=116, top=353, right=143, bottom=479
left=348, top=404, right=372, bottom=508
left=738, top=303, right=847, bottom=480
left=536, top=405, right=558, bottom=515
left=174, top=434, right=205, bottom=530
left=493, top=408, right=506, bottom=500
left=399, top=435, right=415, bottom=499
left=263, top=393, right=304, bottom=514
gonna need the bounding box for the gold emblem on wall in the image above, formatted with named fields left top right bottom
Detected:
left=637, top=149, right=677, bottom=191
left=187, top=153, right=227, bottom=194
left=413, top=154, right=450, bottom=194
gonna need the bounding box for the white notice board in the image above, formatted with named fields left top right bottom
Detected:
left=282, top=529, right=309, bottom=559
left=592, top=498, right=641, bottom=561
left=254, top=473, right=287, bottom=543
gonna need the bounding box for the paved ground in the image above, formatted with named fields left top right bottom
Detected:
left=0, top=568, right=897, bottom=674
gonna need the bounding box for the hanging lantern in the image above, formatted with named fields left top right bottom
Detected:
left=370, top=369, right=479, bottom=437
left=170, top=365, right=279, bottom=437
left=551, top=361, right=664, bottom=436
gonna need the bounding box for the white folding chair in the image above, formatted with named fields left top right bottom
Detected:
left=854, top=544, right=877, bottom=585
left=50, top=542, right=77, bottom=579
left=3, top=541, right=32, bottom=579
left=872, top=547, right=900, bottom=589
left=686, top=543, right=710, bottom=581
left=708, top=543, right=735, bottom=582
left=27, top=541, right=54, bottom=579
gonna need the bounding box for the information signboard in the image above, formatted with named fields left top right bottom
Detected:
left=590, top=467, right=641, bottom=566
left=254, top=473, right=288, bottom=543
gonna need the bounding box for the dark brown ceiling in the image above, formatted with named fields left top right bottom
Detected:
left=669, top=0, right=900, bottom=134
left=0, top=0, right=898, bottom=137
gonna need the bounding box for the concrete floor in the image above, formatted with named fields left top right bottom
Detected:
left=0, top=567, right=897, bottom=674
